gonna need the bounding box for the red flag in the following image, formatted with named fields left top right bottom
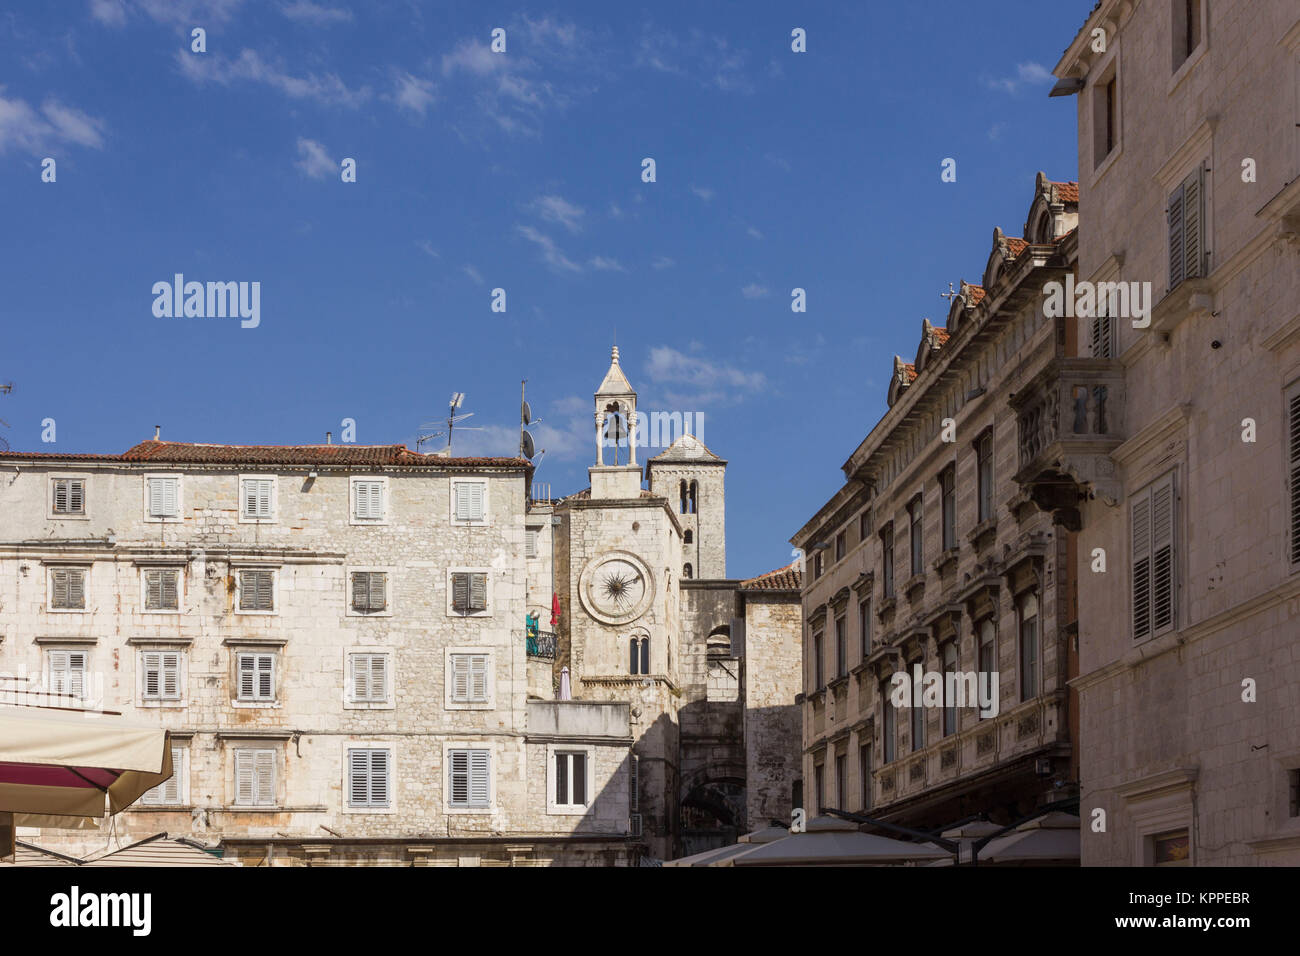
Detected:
left=551, top=591, right=561, bottom=627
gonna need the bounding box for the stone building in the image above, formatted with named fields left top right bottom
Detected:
left=0, top=348, right=803, bottom=865
left=1052, top=0, right=1300, bottom=865
left=0, top=440, right=633, bottom=865
left=550, top=348, right=804, bottom=861
left=792, top=174, right=1085, bottom=834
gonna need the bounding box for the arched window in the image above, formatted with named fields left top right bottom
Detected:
left=629, top=636, right=650, bottom=675
left=1036, top=211, right=1052, bottom=243
left=683, top=563, right=693, bottom=578
left=684, top=530, right=693, bottom=544
left=688, top=481, right=699, bottom=514
left=679, top=480, right=688, bottom=514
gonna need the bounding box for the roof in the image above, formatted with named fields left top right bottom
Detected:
left=647, top=433, right=725, bottom=465
left=1051, top=181, right=1079, bottom=203
left=0, top=842, right=81, bottom=867
left=0, top=440, right=529, bottom=469
left=964, top=284, right=986, bottom=305
left=1004, top=237, right=1028, bottom=258
left=739, top=562, right=803, bottom=591
left=81, top=833, right=234, bottom=867
left=560, top=487, right=659, bottom=501
left=595, top=345, right=635, bottom=397
left=930, top=327, right=950, bottom=346
left=900, top=362, right=917, bottom=385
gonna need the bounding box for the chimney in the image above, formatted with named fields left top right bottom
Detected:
left=154, top=425, right=161, bottom=441
left=326, top=431, right=332, bottom=445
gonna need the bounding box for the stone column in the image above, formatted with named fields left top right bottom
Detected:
left=595, top=411, right=606, bottom=466
left=628, top=411, right=638, bottom=466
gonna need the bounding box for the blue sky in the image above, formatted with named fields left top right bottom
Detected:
left=0, top=0, right=1089, bottom=578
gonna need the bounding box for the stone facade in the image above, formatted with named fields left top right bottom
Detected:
left=1054, top=0, right=1300, bottom=865
left=793, top=175, right=1084, bottom=832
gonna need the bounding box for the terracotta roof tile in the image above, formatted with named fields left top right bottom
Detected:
left=1052, top=181, right=1079, bottom=203
left=739, top=562, right=803, bottom=591
left=0, top=440, right=529, bottom=469
left=901, top=363, right=917, bottom=385
left=965, top=284, right=986, bottom=305
left=931, top=327, right=950, bottom=346
left=1004, top=237, right=1028, bottom=258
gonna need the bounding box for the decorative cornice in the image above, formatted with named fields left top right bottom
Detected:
left=1110, top=403, right=1191, bottom=466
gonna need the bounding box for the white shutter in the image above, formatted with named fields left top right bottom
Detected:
left=254, top=750, right=275, bottom=805
left=450, top=751, right=469, bottom=805
left=456, top=482, right=485, bottom=520
left=1291, top=389, right=1300, bottom=567
left=452, top=655, right=470, bottom=702
left=163, top=747, right=183, bottom=803
left=257, top=655, right=274, bottom=700
left=370, top=750, right=390, bottom=807
left=525, top=529, right=538, bottom=558
left=348, top=749, right=370, bottom=806
left=350, top=654, right=368, bottom=702
left=143, top=652, right=161, bottom=699
left=469, top=750, right=490, bottom=806
left=239, top=655, right=256, bottom=699
left=470, top=655, right=488, bottom=702
left=161, top=652, right=180, bottom=700
left=370, top=655, right=388, bottom=702
left=1168, top=182, right=1186, bottom=289
left=235, top=750, right=254, bottom=805
left=68, top=480, right=84, bottom=514
left=355, top=481, right=383, bottom=520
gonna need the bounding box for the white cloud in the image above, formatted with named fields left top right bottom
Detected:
left=462, top=264, right=484, bottom=285
left=392, top=71, right=436, bottom=114
left=746, top=225, right=763, bottom=240
left=135, top=0, right=244, bottom=25
left=741, top=283, right=769, bottom=299
left=651, top=256, right=675, bottom=270
left=415, top=239, right=439, bottom=260
left=442, top=39, right=502, bottom=77
left=587, top=256, right=626, bottom=272
left=0, top=91, right=104, bottom=154
left=516, top=224, right=581, bottom=273
left=645, top=346, right=766, bottom=394
left=985, top=61, right=1053, bottom=94
left=281, top=1, right=351, bottom=24
left=294, top=137, right=334, bottom=179
left=88, top=0, right=128, bottom=26
left=637, top=25, right=752, bottom=93
left=689, top=184, right=714, bottom=202
left=177, top=48, right=371, bottom=108
left=528, top=194, right=584, bottom=233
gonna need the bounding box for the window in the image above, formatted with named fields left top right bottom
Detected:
left=859, top=510, right=871, bottom=543
left=1289, top=769, right=1300, bottom=818
left=909, top=660, right=924, bottom=752
left=812, top=631, right=824, bottom=689
left=942, top=642, right=958, bottom=737
left=629, top=636, right=650, bottom=675
left=1151, top=829, right=1190, bottom=866
left=683, top=563, right=693, bottom=579
left=1019, top=593, right=1040, bottom=701
left=453, top=480, right=486, bottom=522
left=141, top=746, right=186, bottom=806
left=978, top=618, right=997, bottom=721
left=450, top=653, right=489, bottom=703
left=858, top=599, right=871, bottom=658
left=352, top=479, right=384, bottom=521
left=706, top=657, right=740, bottom=701
left=554, top=751, right=589, bottom=808
left=52, top=478, right=85, bottom=515
left=347, top=749, right=391, bottom=809
left=50, top=567, right=87, bottom=610
left=1132, top=473, right=1177, bottom=640
left=834, top=752, right=847, bottom=810
left=683, top=529, right=693, bottom=544
left=812, top=552, right=823, bottom=579
left=859, top=742, right=871, bottom=810
left=448, top=749, right=490, bottom=808
left=1291, top=385, right=1300, bottom=567
left=629, top=754, right=639, bottom=812
left=350, top=571, right=387, bottom=613
left=237, top=653, right=275, bottom=702
left=976, top=432, right=994, bottom=523
left=349, top=653, right=389, bottom=703
left=240, top=477, right=274, bottom=520
left=451, top=571, right=488, bottom=614
left=908, top=495, right=924, bottom=577
left=1093, top=66, right=1119, bottom=168
left=48, top=650, right=87, bottom=699
left=1091, top=292, right=1115, bottom=359
left=834, top=617, right=846, bottom=679
left=940, top=465, right=956, bottom=551
left=1167, top=164, right=1206, bottom=291
left=238, top=569, right=275, bottom=612
left=882, top=679, right=896, bottom=763
left=1172, top=0, right=1203, bottom=70
left=144, top=568, right=180, bottom=611
left=688, top=481, right=698, bottom=514
left=141, top=651, right=182, bottom=701
left=234, top=749, right=275, bottom=807
left=525, top=527, right=540, bottom=557
left=835, top=532, right=846, bottom=562
left=146, top=476, right=178, bottom=518
left=813, top=761, right=825, bottom=814
left=881, top=524, right=895, bottom=598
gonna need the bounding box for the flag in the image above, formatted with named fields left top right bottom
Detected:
left=550, top=591, right=561, bottom=627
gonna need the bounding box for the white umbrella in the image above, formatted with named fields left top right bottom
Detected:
left=977, top=811, right=1080, bottom=865
left=557, top=667, right=572, bottom=701
left=726, top=815, right=950, bottom=866
left=664, top=824, right=789, bottom=867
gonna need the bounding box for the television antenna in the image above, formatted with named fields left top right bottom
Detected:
left=416, top=391, right=482, bottom=455
left=0, top=382, right=11, bottom=452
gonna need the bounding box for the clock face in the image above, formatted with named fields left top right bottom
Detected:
left=579, top=551, right=655, bottom=625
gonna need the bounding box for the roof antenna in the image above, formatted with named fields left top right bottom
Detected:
left=154, top=425, right=161, bottom=441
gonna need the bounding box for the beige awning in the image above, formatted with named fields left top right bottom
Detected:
left=0, top=705, right=172, bottom=827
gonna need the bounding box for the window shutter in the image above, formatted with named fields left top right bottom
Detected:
left=455, top=483, right=470, bottom=520
left=1131, top=487, right=1153, bottom=639
left=69, top=480, right=84, bottom=514
left=470, top=655, right=487, bottom=701
left=370, top=750, right=389, bottom=807
left=1092, top=292, right=1113, bottom=359
left=1167, top=181, right=1186, bottom=290
left=235, top=751, right=254, bottom=805
left=351, top=572, right=367, bottom=611
left=52, top=569, right=69, bottom=608
left=68, top=569, right=85, bottom=609
left=450, top=751, right=469, bottom=804
left=257, top=655, right=274, bottom=699
left=53, top=480, right=68, bottom=513
left=470, top=573, right=487, bottom=612
left=349, top=749, right=369, bottom=806
left=370, top=573, right=386, bottom=611
left=239, top=655, right=256, bottom=699
left=469, top=751, right=490, bottom=806
left=1182, top=166, right=1204, bottom=281
left=146, top=570, right=163, bottom=610
left=162, top=747, right=182, bottom=803
left=162, top=652, right=180, bottom=699
left=241, top=570, right=274, bottom=611
left=162, top=570, right=178, bottom=609
left=1290, top=391, right=1300, bottom=566
left=452, top=573, right=468, bottom=612
left=143, top=652, right=161, bottom=699
left=526, top=529, right=538, bottom=558
left=452, top=655, right=470, bottom=701
left=573, top=753, right=587, bottom=805
left=350, top=655, right=367, bottom=702
left=370, top=655, right=387, bottom=702
left=1150, top=475, right=1176, bottom=635
left=254, top=750, right=275, bottom=805
left=149, top=478, right=164, bottom=517
left=630, top=755, right=639, bottom=811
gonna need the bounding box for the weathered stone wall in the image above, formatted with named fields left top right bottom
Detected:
left=742, top=592, right=802, bottom=828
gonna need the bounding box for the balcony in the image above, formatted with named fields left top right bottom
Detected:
left=1010, top=358, right=1125, bottom=530
left=525, top=629, right=557, bottom=661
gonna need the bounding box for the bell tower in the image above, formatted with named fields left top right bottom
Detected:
left=590, top=346, right=643, bottom=500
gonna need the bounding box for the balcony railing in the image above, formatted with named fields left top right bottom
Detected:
left=526, top=629, right=557, bottom=660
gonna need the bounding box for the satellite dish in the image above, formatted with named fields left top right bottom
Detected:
left=522, top=400, right=533, bottom=426
left=521, top=430, right=536, bottom=459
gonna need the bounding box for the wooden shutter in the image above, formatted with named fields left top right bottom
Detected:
left=254, top=750, right=275, bottom=805
left=1092, top=292, right=1113, bottom=358
left=370, top=750, right=389, bottom=806
left=52, top=569, right=69, bottom=608
left=1182, top=166, right=1204, bottom=281
left=53, top=479, right=68, bottom=513
left=349, top=749, right=370, bottom=806
left=67, top=569, right=85, bottom=609
left=1131, top=487, right=1152, bottom=640
left=526, top=529, right=538, bottom=558
left=143, top=652, right=161, bottom=699
left=238, top=655, right=256, bottom=699
left=1168, top=181, right=1186, bottom=289
left=257, top=655, right=274, bottom=699
left=452, top=655, right=470, bottom=701
left=468, top=750, right=490, bottom=806
left=369, top=573, right=386, bottom=611
left=452, top=573, right=469, bottom=613
left=630, top=755, right=639, bottom=811
left=146, top=570, right=163, bottom=610
left=162, top=570, right=178, bottom=609
left=1290, top=390, right=1300, bottom=566
left=1149, top=475, right=1176, bottom=635
left=470, top=655, right=488, bottom=701
left=351, top=572, right=368, bottom=611
left=235, top=750, right=254, bottom=805
left=355, top=481, right=382, bottom=520
left=456, top=482, right=484, bottom=520
left=161, top=652, right=180, bottom=699
left=162, top=747, right=182, bottom=803
left=50, top=651, right=86, bottom=698
left=69, top=480, right=84, bottom=514
left=470, top=573, right=487, bottom=612
left=450, top=751, right=469, bottom=804
left=370, top=655, right=387, bottom=702
left=240, top=569, right=274, bottom=611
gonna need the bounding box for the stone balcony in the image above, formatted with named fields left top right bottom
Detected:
left=526, top=700, right=632, bottom=742
left=1010, top=358, right=1126, bottom=530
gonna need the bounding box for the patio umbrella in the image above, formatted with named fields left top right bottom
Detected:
left=0, top=705, right=173, bottom=828
left=725, top=815, right=950, bottom=866
left=557, top=667, right=572, bottom=701
left=664, top=823, right=790, bottom=867
left=977, top=811, right=1080, bottom=865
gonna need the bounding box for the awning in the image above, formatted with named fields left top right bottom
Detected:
left=82, top=833, right=234, bottom=867
left=0, top=705, right=172, bottom=827
left=978, top=811, right=1080, bottom=864
left=724, top=816, right=950, bottom=866
left=664, top=824, right=790, bottom=867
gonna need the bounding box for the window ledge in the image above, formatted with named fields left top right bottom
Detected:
left=967, top=519, right=998, bottom=551
left=931, top=549, right=959, bottom=576
left=1167, top=42, right=1207, bottom=97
